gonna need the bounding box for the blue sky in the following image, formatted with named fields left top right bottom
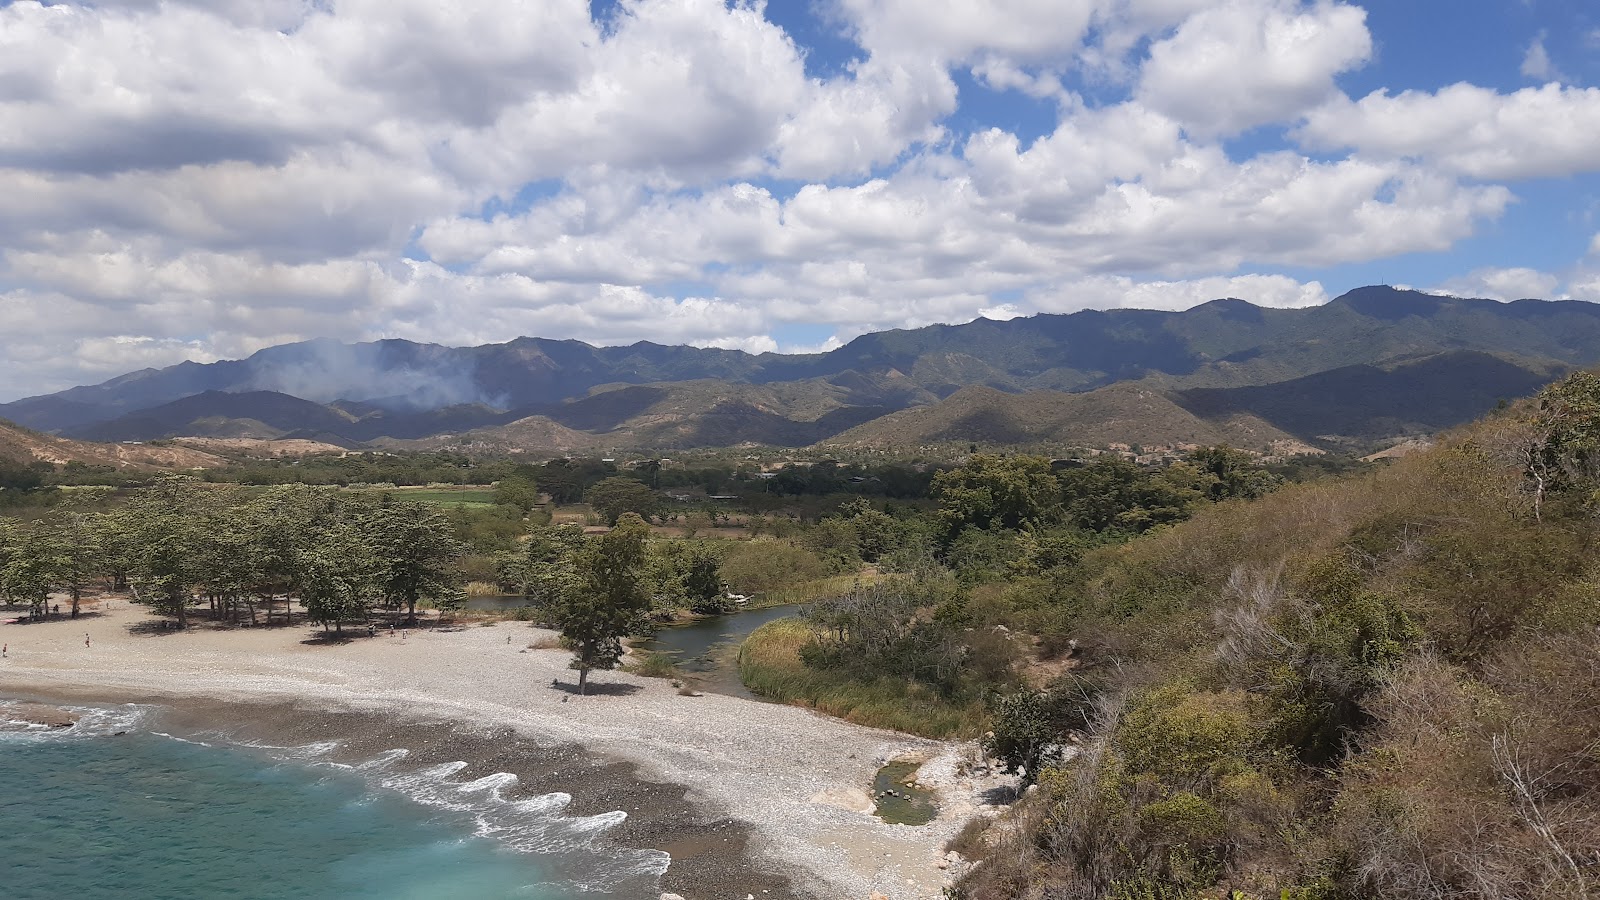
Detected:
left=1, top=0, right=1599, bottom=398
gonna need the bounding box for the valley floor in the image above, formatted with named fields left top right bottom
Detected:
left=1, top=602, right=1011, bottom=900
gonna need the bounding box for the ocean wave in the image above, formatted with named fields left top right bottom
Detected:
left=0, top=700, right=151, bottom=740
left=239, top=737, right=672, bottom=892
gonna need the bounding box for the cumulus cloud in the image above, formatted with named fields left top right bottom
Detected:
left=1137, top=0, right=1372, bottom=137
left=1297, top=83, right=1600, bottom=180
left=1521, top=33, right=1565, bottom=83
left=1433, top=267, right=1563, bottom=302
left=0, top=0, right=1591, bottom=400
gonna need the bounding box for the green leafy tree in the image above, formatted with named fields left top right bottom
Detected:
left=41, top=505, right=103, bottom=619
left=298, top=521, right=378, bottom=634
left=584, top=476, right=659, bottom=526
left=493, top=468, right=541, bottom=513
left=1186, top=446, right=1281, bottom=501
left=118, top=475, right=206, bottom=628
left=362, top=499, right=466, bottom=624
left=933, top=454, right=1061, bottom=535
left=682, top=546, right=725, bottom=614
left=556, top=514, right=652, bottom=694
left=516, top=523, right=588, bottom=610
left=0, top=519, right=61, bottom=620
left=984, top=690, right=1063, bottom=785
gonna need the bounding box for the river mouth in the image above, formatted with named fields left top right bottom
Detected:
left=872, top=760, right=938, bottom=826
left=634, top=605, right=802, bottom=700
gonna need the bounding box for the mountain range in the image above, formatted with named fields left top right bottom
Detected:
left=5, top=286, right=1598, bottom=454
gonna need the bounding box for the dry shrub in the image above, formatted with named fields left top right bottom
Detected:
left=1336, top=651, right=1600, bottom=899
left=944, top=816, right=993, bottom=861
left=525, top=632, right=564, bottom=651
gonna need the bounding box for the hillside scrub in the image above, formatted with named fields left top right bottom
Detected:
left=955, top=372, right=1600, bottom=900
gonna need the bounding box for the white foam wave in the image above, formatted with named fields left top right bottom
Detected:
left=229, top=738, right=670, bottom=891
left=0, top=701, right=152, bottom=741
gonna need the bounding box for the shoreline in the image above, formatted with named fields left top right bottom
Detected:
left=1, top=604, right=1013, bottom=898
left=3, top=688, right=785, bottom=900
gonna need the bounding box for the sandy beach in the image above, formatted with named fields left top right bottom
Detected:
left=1, top=603, right=1011, bottom=900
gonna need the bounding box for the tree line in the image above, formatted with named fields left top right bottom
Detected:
left=0, top=477, right=464, bottom=631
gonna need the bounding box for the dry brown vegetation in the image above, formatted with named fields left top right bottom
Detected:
left=958, top=374, right=1600, bottom=900
left=0, top=418, right=224, bottom=470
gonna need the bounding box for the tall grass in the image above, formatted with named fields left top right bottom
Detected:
left=738, top=617, right=987, bottom=739
left=753, top=570, right=894, bottom=608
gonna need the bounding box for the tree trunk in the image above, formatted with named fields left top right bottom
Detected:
left=577, top=666, right=589, bottom=696
left=175, top=592, right=188, bottom=629
left=70, top=586, right=80, bottom=619
left=407, top=596, right=417, bottom=626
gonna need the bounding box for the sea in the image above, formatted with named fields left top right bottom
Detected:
left=0, top=702, right=668, bottom=900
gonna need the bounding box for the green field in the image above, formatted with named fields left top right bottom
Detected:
left=348, top=487, right=500, bottom=508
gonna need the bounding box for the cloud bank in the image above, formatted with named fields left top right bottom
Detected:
left=0, top=0, right=1596, bottom=399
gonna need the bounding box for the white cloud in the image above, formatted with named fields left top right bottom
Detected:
left=1028, top=274, right=1329, bottom=313
left=1433, top=267, right=1562, bottom=302
left=835, top=0, right=1101, bottom=65
left=1298, top=83, right=1600, bottom=180
left=0, top=0, right=1584, bottom=400
left=1137, top=0, right=1372, bottom=137
left=1521, top=33, right=1566, bottom=83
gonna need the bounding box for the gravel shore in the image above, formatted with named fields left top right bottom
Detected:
left=2, top=604, right=1013, bottom=899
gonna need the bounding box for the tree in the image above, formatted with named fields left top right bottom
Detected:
left=493, top=469, right=541, bottom=513
left=985, top=690, right=1064, bottom=786
left=362, top=499, right=466, bottom=625
left=0, top=519, right=60, bottom=620
left=681, top=546, right=725, bottom=615
left=1186, top=446, right=1280, bottom=501
left=118, top=475, right=206, bottom=628
left=933, top=454, right=1062, bottom=535
left=584, top=476, right=659, bottom=526
left=298, top=521, right=378, bottom=634
left=719, top=540, right=828, bottom=594
left=1520, top=371, right=1600, bottom=522
left=48, top=506, right=103, bottom=619
left=555, top=514, right=652, bottom=694
left=515, top=523, right=588, bottom=610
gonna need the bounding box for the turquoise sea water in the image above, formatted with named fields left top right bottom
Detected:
left=0, top=705, right=664, bottom=900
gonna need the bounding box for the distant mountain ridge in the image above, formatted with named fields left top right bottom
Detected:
left=7, top=286, right=1600, bottom=452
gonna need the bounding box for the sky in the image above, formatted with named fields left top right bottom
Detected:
left=2, top=0, right=1600, bottom=401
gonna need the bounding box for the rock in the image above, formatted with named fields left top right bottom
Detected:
left=7, top=703, right=79, bottom=728
left=660, top=894, right=687, bottom=900
left=869, top=893, right=891, bottom=900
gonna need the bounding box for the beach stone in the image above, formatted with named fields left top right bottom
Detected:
left=9, top=703, right=78, bottom=728
left=659, top=894, right=687, bottom=900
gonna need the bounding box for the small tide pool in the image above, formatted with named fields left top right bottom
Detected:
left=872, top=759, right=938, bottom=826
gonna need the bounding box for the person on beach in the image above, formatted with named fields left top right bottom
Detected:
left=84, top=633, right=90, bottom=648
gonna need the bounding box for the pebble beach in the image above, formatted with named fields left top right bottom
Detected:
left=1, top=603, right=1014, bottom=899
